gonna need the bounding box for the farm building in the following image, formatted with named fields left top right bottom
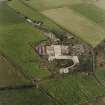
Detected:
left=36, top=44, right=79, bottom=74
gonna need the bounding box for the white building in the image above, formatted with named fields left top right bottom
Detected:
left=46, top=45, right=79, bottom=74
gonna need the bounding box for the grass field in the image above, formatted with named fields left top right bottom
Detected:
left=0, top=3, right=55, bottom=105
left=0, top=87, right=55, bottom=105
left=42, top=74, right=105, bottom=105
left=8, top=0, right=62, bottom=32
left=0, top=54, right=30, bottom=87
left=0, top=2, right=50, bottom=79
left=80, top=96, right=105, bottom=105
left=4, top=1, right=105, bottom=105
left=95, top=68, right=105, bottom=86
left=8, top=0, right=105, bottom=47
left=43, top=7, right=105, bottom=47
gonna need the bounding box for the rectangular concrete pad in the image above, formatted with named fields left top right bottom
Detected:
left=42, top=7, right=105, bottom=47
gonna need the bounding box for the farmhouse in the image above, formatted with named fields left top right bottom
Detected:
left=36, top=44, right=79, bottom=74
left=46, top=45, right=69, bottom=59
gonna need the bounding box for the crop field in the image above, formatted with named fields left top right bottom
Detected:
left=70, top=3, right=105, bottom=27
left=43, top=7, right=105, bottom=47
left=0, top=88, right=55, bottom=105
left=8, top=0, right=105, bottom=47
left=93, top=0, right=105, bottom=10
left=0, top=54, right=29, bottom=87
left=42, top=74, right=105, bottom=105
left=0, top=3, right=50, bottom=79
left=22, top=0, right=82, bottom=11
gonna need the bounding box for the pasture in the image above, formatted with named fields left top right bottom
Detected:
left=8, top=0, right=62, bottom=31
left=0, top=3, right=50, bottom=79
left=0, top=54, right=29, bottom=87
left=42, top=74, right=105, bottom=105
left=5, top=1, right=105, bottom=105
left=8, top=0, right=105, bottom=47
left=95, top=68, right=105, bottom=86
left=0, top=87, right=55, bottom=105
left=43, top=7, right=105, bottom=47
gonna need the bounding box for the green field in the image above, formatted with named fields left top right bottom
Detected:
left=42, top=74, right=105, bottom=105
left=95, top=68, right=105, bottom=86
left=70, top=3, right=105, bottom=27
left=8, top=0, right=105, bottom=47
left=3, top=1, right=105, bottom=105
left=22, top=0, right=82, bottom=11
left=0, top=54, right=30, bottom=87
left=0, top=88, right=56, bottom=105
left=8, top=0, right=62, bottom=32
left=0, top=3, right=50, bottom=79
left=43, top=7, right=105, bottom=47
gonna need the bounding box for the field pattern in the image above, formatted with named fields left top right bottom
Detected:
left=0, top=3, right=49, bottom=79
left=42, top=75, right=105, bottom=105
left=70, top=3, right=105, bottom=27
left=22, top=0, right=82, bottom=11
left=5, top=0, right=105, bottom=105
left=43, top=7, right=105, bottom=47
left=8, top=0, right=62, bottom=31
